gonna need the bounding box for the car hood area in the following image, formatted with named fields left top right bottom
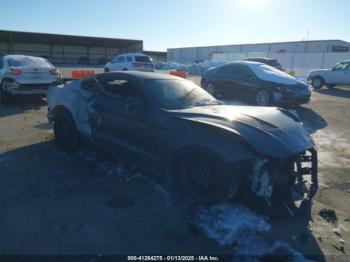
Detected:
left=168, top=105, right=314, bottom=158
left=309, top=69, right=331, bottom=76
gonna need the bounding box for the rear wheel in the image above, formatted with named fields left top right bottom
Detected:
left=311, top=77, right=324, bottom=89
left=255, top=89, right=271, bottom=106
left=0, top=81, right=11, bottom=104
left=177, top=150, right=239, bottom=204
left=206, top=83, right=216, bottom=96
left=53, top=109, right=81, bottom=150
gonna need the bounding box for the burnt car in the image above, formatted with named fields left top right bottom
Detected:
left=201, top=61, right=311, bottom=106
left=48, top=72, right=317, bottom=209
left=245, top=57, right=284, bottom=71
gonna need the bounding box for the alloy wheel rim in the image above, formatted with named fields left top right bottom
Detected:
left=207, top=84, right=215, bottom=95
left=256, top=90, right=270, bottom=106
left=313, top=79, right=321, bottom=87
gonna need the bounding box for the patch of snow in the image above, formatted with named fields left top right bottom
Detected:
left=247, top=62, right=299, bottom=85
left=197, top=203, right=310, bottom=259
left=5, top=54, right=53, bottom=68
left=197, top=203, right=270, bottom=246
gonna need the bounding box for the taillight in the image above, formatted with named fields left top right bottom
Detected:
left=49, top=69, right=58, bottom=75
left=10, top=68, right=22, bottom=75
left=132, top=63, right=142, bottom=68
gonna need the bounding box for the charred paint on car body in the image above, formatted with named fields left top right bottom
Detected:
left=48, top=71, right=318, bottom=208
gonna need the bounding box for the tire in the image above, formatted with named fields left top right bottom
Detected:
left=176, top=150, right=239, bottom=204
left=255, top=89, right=271, bottom=106
left=53, top=109, right=81, bottom=150
left=0, top=81, right=11, bottom=104
left=206, top=83, right=216, bottom=96
left=311, top=76, right=324, bottom=89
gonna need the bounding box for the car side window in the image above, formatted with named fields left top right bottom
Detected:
left=127, top=56, right=133, bottom=62
left=81, top=78, right=97, bottom=92
left=100, top=77, right=144, bottom=100
left=117, top=56, right=125, bottom=63
left=216, top=65, right=234, bottom=75
left=234, top=65, right=254, bottom=79
left=333, top=62, right=350, bottom=71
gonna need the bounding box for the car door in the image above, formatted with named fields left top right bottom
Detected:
left=90, top=74, right=157, bottom=164
left=212, top=64, right=239, bottom=96
left=230, top=65, right=256, bottom=97
left=329, top=62, right=350, bottom=84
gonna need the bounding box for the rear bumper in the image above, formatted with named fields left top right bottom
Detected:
left=8, top=83, right=51, bottom=95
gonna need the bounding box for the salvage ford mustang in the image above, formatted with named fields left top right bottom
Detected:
left=48, top=72, right=317, bottom=210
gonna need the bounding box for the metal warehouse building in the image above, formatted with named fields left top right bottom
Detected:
left=168, top=40, right=350, bottom=64
left=0, top=30, right=143, bottom=65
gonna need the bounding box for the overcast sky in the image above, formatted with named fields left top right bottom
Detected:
left=1, top=0, right=349, bottom=51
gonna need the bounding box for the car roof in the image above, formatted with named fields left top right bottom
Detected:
left=3, top=54, right=45, bottom=61
left=221, top=61, right=265, bottom=67
left=245, top=57, right=276, bottom=61
left=97, top=71, right=184, bottom=80
left=117, top=53, right=148, bottom=57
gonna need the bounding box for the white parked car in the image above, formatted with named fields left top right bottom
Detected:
left=0, top=55, right=61, bottom=103
left=307, top=60, right=350, bottom=89
left=104, top=53, right=154, bottom=72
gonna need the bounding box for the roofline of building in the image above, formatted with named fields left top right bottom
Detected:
left=0, top=29, right=143, bottom=43
left=167, top=39, right=350, bottom=50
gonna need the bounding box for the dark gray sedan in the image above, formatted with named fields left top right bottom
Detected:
left=48, top=72, right=317, bottom=209
left=201, top=61, right=311, bottom=106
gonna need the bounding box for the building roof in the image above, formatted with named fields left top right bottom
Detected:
left=168, top=39, right=350, bottom=50
left=0, top=29, right=142, bottom=48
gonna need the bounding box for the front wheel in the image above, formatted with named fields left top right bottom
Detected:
left=255, top=89, right=271, bottom=106
left=0, top=81, right=11, bottom=104
left=177, top=150, right=239, bottom=204
left=206, top=83, right=217, bottom=96
left=311, top=77, right=324, bottom=89
left=53, top=109, right=81, bottom=150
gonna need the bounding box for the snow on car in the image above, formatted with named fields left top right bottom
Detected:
left=0, top=55, right=61, bottom=103
left=308, top=60, right=350, bottom=89
left=47, top=71, right=318, bottom=214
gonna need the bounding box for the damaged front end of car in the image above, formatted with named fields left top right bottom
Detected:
left=236, top=148, right=318, bottom=216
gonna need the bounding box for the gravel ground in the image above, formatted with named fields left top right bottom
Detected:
left=0, top=79, right=349, bottom=261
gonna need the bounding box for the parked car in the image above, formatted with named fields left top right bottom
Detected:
left=201, top=61, right=311, bottom=106
left=104, top=53, right=154, bottom=72
left=307, top=60, right=350, bottom=89
left=0, top=55, right=61, bottom=103
left=48, top=71, right=317, bottom=208
left=244, top=57, right=283, bottom=71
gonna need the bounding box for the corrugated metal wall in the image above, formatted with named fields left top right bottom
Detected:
left=168, top=40, right=350, bottom=64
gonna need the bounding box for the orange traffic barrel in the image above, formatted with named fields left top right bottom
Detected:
left=169, top=70, right=187, bottom=79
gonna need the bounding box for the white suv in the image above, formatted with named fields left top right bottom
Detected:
left=308, top=60, right=350, bottom=89
left=104, top=53, right=154, bottom=72
left=0, top=55, right=61, bottom=103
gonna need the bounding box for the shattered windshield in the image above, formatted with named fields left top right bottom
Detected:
left=145, top=79, right=222, bottom=110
